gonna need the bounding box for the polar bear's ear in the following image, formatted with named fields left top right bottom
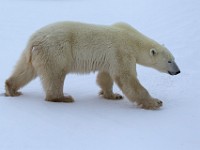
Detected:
left=150, top=48, right=158, bottom=56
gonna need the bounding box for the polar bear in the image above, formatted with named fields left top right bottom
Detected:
left=5, top=22, right=180, bottom=109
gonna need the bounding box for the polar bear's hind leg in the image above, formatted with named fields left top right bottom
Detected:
left=37, top=64, right=74, bottom=103
left=5, top=51, right=37, bottom=96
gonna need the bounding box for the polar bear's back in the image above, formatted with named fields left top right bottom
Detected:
left=29, top=22, right=123, bottom=74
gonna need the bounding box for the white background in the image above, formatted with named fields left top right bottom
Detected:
left=0, top=0, right=199, bottom=150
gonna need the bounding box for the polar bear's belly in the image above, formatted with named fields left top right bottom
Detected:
left=70, top=50, right=110, bottom=73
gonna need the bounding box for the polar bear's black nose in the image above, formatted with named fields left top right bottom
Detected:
left=176, top=70, right=181, bottom=75
left=168, top=61, right=180, bottom=75
left=168, top=70, right=181, bottom=75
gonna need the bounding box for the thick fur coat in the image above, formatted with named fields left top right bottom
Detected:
left=5, top=22, right=180, bottom=109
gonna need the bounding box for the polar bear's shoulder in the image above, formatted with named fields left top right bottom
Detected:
left=112, top=22, right=142, bottom=35
left=112, top=22, right=133, bottom=30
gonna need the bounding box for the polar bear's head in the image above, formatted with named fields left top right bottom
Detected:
left=112, top=22, right=180, bottom=75
left=146, top=43, right=180, bottom=75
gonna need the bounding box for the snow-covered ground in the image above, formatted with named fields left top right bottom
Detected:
left=0, top=0, right=199, bottom=150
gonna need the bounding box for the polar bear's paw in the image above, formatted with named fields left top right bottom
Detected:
left=138, top=98, right=163, bottom=110
left=46, top=95, right=75, bottom=103
left=99, top=91, right=123, bottom=100
left=5, top=91, right=22, bottom=97
left=5, top=80, right=22, bottom=97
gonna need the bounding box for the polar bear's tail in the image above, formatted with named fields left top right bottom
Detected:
left=5, top=42, right=37, bottom=96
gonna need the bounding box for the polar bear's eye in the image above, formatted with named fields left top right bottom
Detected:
left=168, top=61, right=172, bottom=63
left=150, top=48, right=157, bottom=56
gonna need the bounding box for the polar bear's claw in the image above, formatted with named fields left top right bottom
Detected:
left=139, top=98, right=163, bottom=110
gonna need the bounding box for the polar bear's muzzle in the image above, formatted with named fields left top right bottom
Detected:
left=167, top=61, right=181, bottom=75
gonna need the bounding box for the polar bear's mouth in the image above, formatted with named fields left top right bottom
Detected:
left=168, top=71, right=181, bottom=75
left=167, top=60, right=181, bottom=75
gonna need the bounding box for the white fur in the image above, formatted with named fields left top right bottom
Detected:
left=5, top=22, right=180, bottom=109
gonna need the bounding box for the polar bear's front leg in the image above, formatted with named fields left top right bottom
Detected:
left=114, top=75, right=162, bottom=110
left=96, top=71, right=123, bottom=100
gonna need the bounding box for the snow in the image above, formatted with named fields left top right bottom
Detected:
left=0, top=0, right=200, bottom=150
